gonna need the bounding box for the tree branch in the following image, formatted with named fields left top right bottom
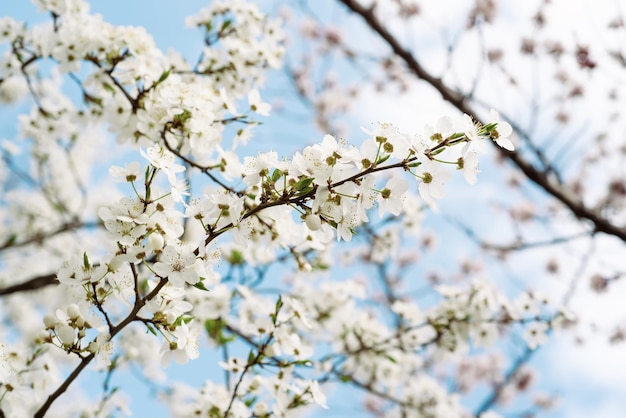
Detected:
left=337, top=0, right=626, bottom=242
left=0, top=274, right=57, bottom=296
left=33, top=278, right=169, bottom=417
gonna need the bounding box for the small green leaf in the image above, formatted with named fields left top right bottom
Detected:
left=221, top=19, right=232, bottom=33
left=376, top=154, right=391, bottom=165
left=146, top=323, right=157, bottom=336
left=431, top=148, right=445, bottom=156
left=384, top=354, right=397, bottom=363
left=275, top=295, right=283, bottom=313
left=157, top=69, right=171, bottom=83
left=294, top=186, right=314, bottom=197
left=293, top=177, right=314, bottom=192
left=2, top=234, right=17, bottom=247
left=205, top=318, right=234, bottom=346
left=227, top=249, right=244, bottom=265
left=482, top=122, right=497, bottom=132
left=205, top=319, right=219, bottom=335
left=271, top=169, right=282, bottom=183
left=83, top=252, right=90, bottom=269
left=193, top=280, right=210, bottom=292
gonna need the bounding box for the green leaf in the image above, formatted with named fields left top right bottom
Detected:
left=482, top=122, right=497, bottom=132
left=227, top=249, right=244, bottom=265
left=205, top=318, right=219, bottom=335
left=83, top=252, right=90, bottom=269
left=83, top=93, right=102, bottom=107
left=376, top=154, right=391, bottom=165
left=2, top=234, right=17, bottom=248
left=384, top=354, right=397, bottom=363
left=204, top=318, right=234, bottom=346
left=247, top=349, right=256, bottom=364
left=271, top=169, right=282, bottom=183
left=193, top=279, right=210, bottom=292
left=293, top=177, right=314, bottom=192
left=145, top=323, right=157, bottom=336
left=157, top=69, right=171, bottom=83
left=275, top=294, right=283, bottom=313
left=221, top=19, right=232, bottom=33
left=294, top=186, right=314, bottom=197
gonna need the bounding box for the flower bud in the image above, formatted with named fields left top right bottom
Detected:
left=75, top=316, right=85, bottom=328
left=66, top=304, right=81, bottom=320
left=253, top=402, right=269, bottom=415
left=57, top=325, right=76, bottom=346
left=304, top=214, right=321, bottom=231
left=37, top=330, right=51, bottom=343
left=43, top=314, right=57, bottom=329
left=148, top=233, right=164, bottom=252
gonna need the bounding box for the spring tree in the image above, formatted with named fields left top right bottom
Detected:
left=2, top=0, right=620, bottom=417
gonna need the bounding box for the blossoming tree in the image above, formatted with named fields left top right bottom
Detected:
left=0, top=0, right=621, bottom=417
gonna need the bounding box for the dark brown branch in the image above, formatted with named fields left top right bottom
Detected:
left=475, top=346, right=534, bottom=415
left=448, top=215, right=594, bottom=252
left=34, top=278, right=169, bottom=417
left=0, top=220, right=98, bottom=253
left=0, top=273, right=57, bottom=296
left=338, top=0, right=626, bottom=243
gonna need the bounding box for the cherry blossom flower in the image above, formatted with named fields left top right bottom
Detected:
left=248, top=89, right=271, bottom=116
left=140, top=144, right=185, bottom=183
left=459, top=151, right=480, bottom=185
left=243, top=151, right=282, bottom=186
left=308, top=380, right=328, bottom=409
left=489, top=109, right=515, bottom=151
left=415, top=160, right=452, bottom=206
left=524, top=321, right=549, bottom=349
left=57, top=255, right=108, bottom=286
left=153, top=244, right=199, bottom=287
left=108, top=161, right=141, bottom=182
left=378, top=176, right=409, bottom=216
left=87, top=332, right=114, bottom=367
left=161, top=322, right=200, bottom=365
